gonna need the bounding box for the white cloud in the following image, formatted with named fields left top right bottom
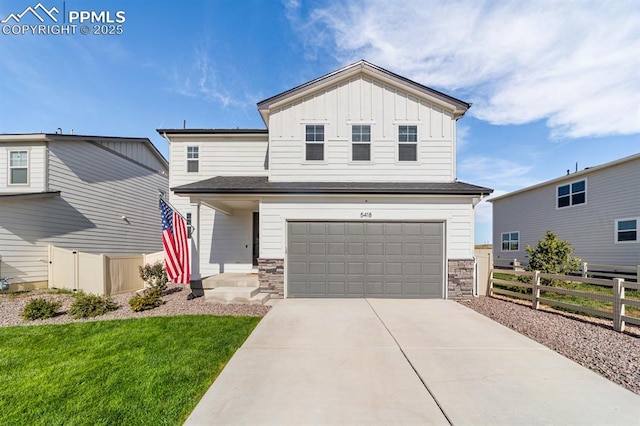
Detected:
left=458, top=156, right=537, bottom=190
left=295, top=0, right=640, bottom=139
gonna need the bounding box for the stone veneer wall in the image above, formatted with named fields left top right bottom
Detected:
left=258, top=258, right=284, bottom=297
left=448, top=258, right=474, bottom=300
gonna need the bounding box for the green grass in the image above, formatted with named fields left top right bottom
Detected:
left=492, top=273, right=640, bottom=318
left=0, top=315, right=261, bottom=426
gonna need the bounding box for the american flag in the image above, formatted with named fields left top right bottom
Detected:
left=160, top=198, right=191, bottom=284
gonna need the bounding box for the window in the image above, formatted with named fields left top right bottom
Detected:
left=305, top=125, right=324, bottom=161
left=9, top=150, right=28, bottom=184
left=186, top=212, right=193, bottom=239
left=186, top=146, right=199, bottom=173
left=616, top=218, right=637, bottom=243
left=352, top=125, right=371, bottom=161
left=501, top=232, right=519, bottom=251
left=557, top=179, right=585, bottom=208
left=398, top=125, right=417, bottom=161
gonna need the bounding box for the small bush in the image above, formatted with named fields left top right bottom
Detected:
left=68, top=292, right=118, bottom=319
left=21, top=298, right=62, bottom=321
left=128, top=287, right=163, bottom=312
left=139, top=262, right=168, bottom=292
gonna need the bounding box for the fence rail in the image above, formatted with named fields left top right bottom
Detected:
left=489, top=268, right=640, bottom=333
left=493, top=259, right=639, bottom=282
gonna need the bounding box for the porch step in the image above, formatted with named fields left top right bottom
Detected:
left=204, top=286, right=270, bottom=305
left=201, top=273, right=259, bottom=289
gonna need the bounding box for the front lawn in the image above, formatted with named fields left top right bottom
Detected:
left=0, top=315, right=260, bottom=425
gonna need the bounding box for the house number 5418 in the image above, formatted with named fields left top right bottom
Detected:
left=360, top=212, right=372, bottom=218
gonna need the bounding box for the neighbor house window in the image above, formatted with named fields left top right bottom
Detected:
left=501, top=232, right=519, bottom=251
left=398, top=125, right=417, bottom=161
left=305, top=125, right=324, bottom=161
left=615, top=218, right=637, bottom=243
left=557, top=179, right=586, bottom=208
left=186, top=146, right=199, bottom=172
left=9, top=150, right=28, bottom=184
left=352, top=125, right=371, bottom=161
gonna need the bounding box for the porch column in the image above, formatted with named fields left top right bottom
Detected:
left=190, top=199, right=201, bottom=280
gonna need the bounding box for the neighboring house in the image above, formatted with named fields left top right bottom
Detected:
left=491, top=153, right=640, bottom=267
left=160, top=60, right=492, bottom=299
left=0, top=133, right=169, bottom=288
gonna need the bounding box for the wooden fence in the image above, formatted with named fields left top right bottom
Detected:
left=48, top=246, right=164, bottom=295
left=493, top=259, right=638, bottom=282
left=489, top=269, right=640, bottom=332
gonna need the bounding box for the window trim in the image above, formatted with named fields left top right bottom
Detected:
left=500, top=231, right=520, bottom=251
left=614, top=217, right=638, bottom=244
left=351, top=124, right=372, bottom=162
left=304, top=124, right=325, bottom=162
left=8, top=149, right=29, bottom=186
left=397, top=124, right=418, bottom=163
left=556, top=179, right=587, bottom=209
left=186, top=145, right=200, bottom=174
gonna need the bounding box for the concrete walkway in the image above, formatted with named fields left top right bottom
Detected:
left=185, top=299, right=640, bottom=425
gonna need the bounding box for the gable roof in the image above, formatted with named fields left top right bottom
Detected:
left=256, top=60, right=471, bottom=124
left=490, top=152, right=640, bottom=203
left=172, top=176, right=492, bottom=196
left=0, top=133, right=168, bottom=170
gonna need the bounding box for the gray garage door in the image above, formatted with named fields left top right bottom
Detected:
left=287, top=221, right=444, bottom=298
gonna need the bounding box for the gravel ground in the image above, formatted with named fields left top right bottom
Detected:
left=0, top=283, right=270, bottom=328
left=461, top=295, right=640, bottom=395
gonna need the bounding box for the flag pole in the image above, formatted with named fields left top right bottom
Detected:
left=159, top=193, right=188, bottom=222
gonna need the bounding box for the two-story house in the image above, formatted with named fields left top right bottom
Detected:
left=160, top=61, right=492, bottom=299
left=0, top=133, right=169, bottom=289
left=492, top=153, right=640, bottom=267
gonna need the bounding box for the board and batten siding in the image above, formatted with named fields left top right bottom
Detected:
left=493, top=157, right=640, bottom=267
left=0, top=142, right=47, bottom=193
left=259, top=196, right=475, bottom=260
left=0, top=140, right=168, bottom=283
left=267, top=76, right=456, bottom=182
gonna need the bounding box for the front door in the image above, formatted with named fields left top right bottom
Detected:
left=252, top=212, right=259, bottom=267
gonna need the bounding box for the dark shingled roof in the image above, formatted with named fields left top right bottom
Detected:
left=172, top=176, right=492, bottom=196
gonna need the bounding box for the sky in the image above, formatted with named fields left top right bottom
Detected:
left=1, top=0, right=638, bottom=244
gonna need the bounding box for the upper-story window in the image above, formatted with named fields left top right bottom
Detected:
left=186, top=146, right=199, bottom=173
left=9, top=150, right=28, bottom=185
left=557, top=179, right=585, bottom=208
left=615, top=218, right=637, bottom=243
left=501, top=231, right=519, bottom=251
left=352, top=125, right=371, bottom=161
left=398, top=125, right=417, bottom=162
left=305, top=125, right=324, bottom=161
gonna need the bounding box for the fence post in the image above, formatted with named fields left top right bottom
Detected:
left=613, top=278, right=625, bottom=332
left=636, top=265, right=639, bottom=283
left=532, top=270, right=541, bottom=310
left=489, top=268, right=494, bottom=297
left=582, top=262, right=588, bottom=278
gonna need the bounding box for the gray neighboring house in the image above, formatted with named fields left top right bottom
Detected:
left=491, top=153, right=640, bottom=267
left=0, top=133, right=169, bottom=289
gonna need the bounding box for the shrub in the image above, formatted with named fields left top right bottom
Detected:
left=21, top=298, right=62, bottom=321
left=68, top=292, right=118, bottom=319
left=128, top=287, right=163, bottom=312
left=139, top=262, right=168, bottom=292
left=526, top=230, right=581, bottom=285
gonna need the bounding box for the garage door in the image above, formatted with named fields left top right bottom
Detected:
left=287, top=222, right=444, bottom=298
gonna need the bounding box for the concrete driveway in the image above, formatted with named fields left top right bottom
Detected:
left=185, top=299, right=640, bottom=425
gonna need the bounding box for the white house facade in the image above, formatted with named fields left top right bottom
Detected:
left=0, top=133, right=169, bottom=288
left=160, top=61, right=492, bottom=299
left=491, top=153, right=640, bottom=267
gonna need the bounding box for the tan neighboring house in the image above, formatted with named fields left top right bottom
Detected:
left=0, top=133, right=169, bottom=289
left=160, top=60, right=492, bottom=299
left=491, top=153, right=640, bottom=267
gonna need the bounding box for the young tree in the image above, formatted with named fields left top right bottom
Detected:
left=526, top=230, right=581, bottom=276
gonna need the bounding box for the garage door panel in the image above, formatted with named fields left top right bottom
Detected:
left=287, top=221, right=443, bottom=298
